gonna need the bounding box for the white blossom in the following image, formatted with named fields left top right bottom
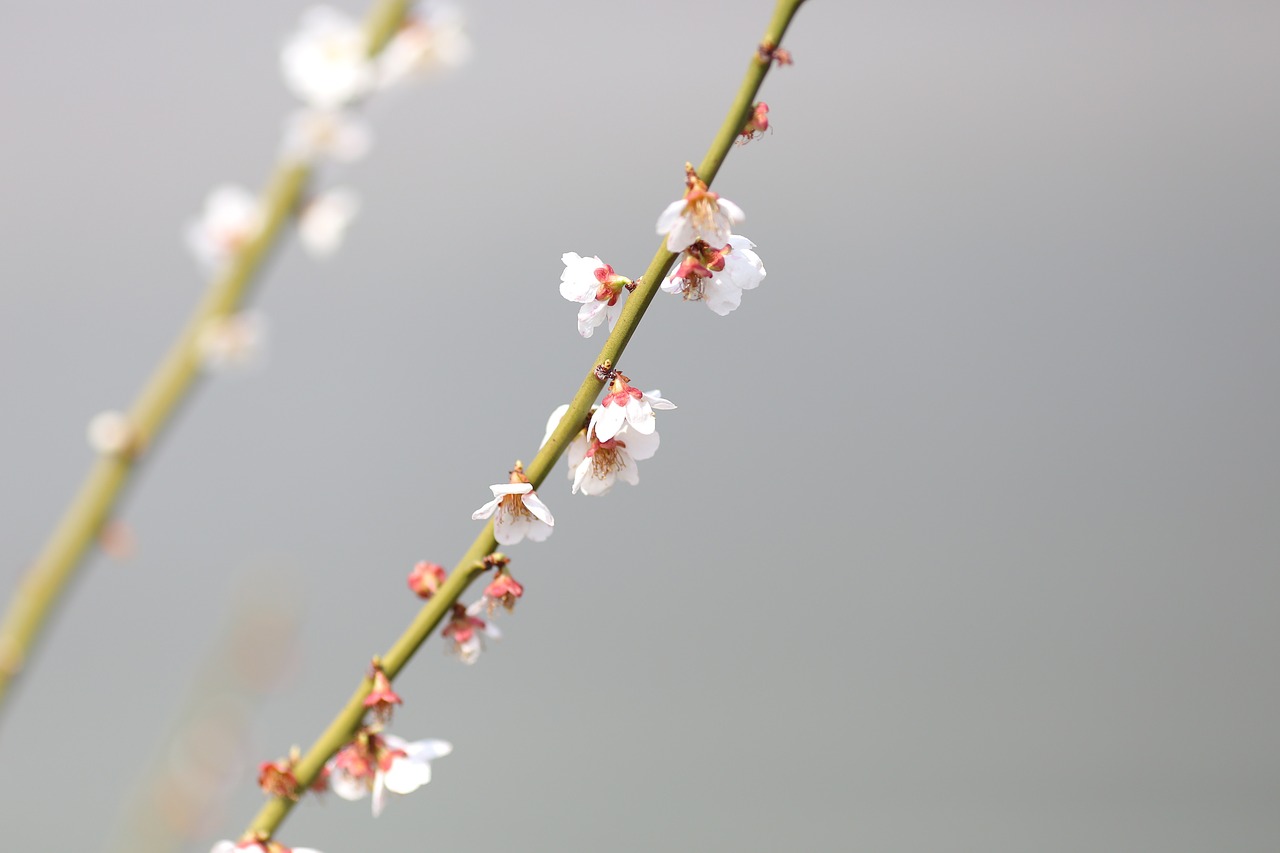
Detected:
left=570, top=423, right=660, bottom=496
left=471, top=482, right=554, bottom=545
left=185, top=185, right=263, bottom=272
left=196, top=311, right=267, bottom=372
left=281, top=7, right=375, bottom=108
left=560, top=252, right=624, bottom=338
left=329, top=733, right=453, bottom=818
left=87, top=410, right=133, bottom=456
left=378, top=3, right=472, bottom=89
left=589, top=383, right=676, bottom=443
left=281, top=108, right=372, bottom=164
left=662, top=234, right=766, bottom=316
left=656, top=188, right=745, bottom=252
left=299, top=189, right=360, bottom=257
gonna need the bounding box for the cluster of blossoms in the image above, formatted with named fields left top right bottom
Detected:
left=183, top=3, right=469, bottom=375
left=241, top=657, right=451, bottom=853
left=410, top=554, right=523, bottom=665
left=657, top=165, right=766, bottom=316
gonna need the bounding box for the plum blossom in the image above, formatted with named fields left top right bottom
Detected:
left=186, top=186, right=263, bottom=272
left=211, top=838, right=321, bottom=853
left=471, top=464, right=554, bottom=545
left=281, top=7, right=374, bottom=108
left=407, top=561, right=447, bottom=599
left=737, top=101, right=770, bottom=144
left=662, top=234, right=765, bottom=316
left=87, top=410, right=136, bottom=457
left=299, top=189, right=359, bottom=257
left=363, top=663, right=402, bottom=723
left=588, top=374, right=676, bottom=443
left=656, top=172, right=745, bottom=252
left=443, top=602, right=501, bottom=663
left=196, top=311, right=267, bottom=372
left=281, top=108, right=372, bottom=164
left=258, top=750, right=301, bottom=800
left=570, top=422, right=660, bottom=496
left=378, top=3, right=472, bottom=88
left=475, top=568, right=523, bottom=615
left=559, top=252, right=630, bottom=338
left=329, top=730, right=453, bottom=817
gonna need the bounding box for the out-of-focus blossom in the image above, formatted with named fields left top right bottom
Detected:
left=281, top=108, right=373, bottom=164
left=281, top=6, right=374, bottom=108
left=328, top=730, right=452, bottom=817
left=378, top=3, right=472, bottom=89
left=186, top=186, right=264, bottom=273
left=298, top=189, right=359, bottom=257
left=196, top=311, right=267, bottom=372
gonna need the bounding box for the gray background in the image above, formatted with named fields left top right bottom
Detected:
left=2, top=1, right=1278, bottom=851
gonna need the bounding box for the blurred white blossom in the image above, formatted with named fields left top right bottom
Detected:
left=281, top=7, right=374, bottom=108
left=185, top=186, right=263, bottom=273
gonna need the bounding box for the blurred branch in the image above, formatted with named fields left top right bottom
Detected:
left=0, top=0, right=413, bottom=715
left=243, top=0, right=808, bottom=840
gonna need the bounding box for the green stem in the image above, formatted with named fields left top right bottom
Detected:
left=0, top=0, right=413, bottom=714
left=245, top=0, right=806, bottom=839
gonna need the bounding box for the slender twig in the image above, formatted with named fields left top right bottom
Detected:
left=0, top=0, right=414, bottom=713
left=243, top=0, right=806, bottom=839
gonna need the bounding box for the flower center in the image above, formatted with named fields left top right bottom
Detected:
left=498, top=493, right=535, bottom=523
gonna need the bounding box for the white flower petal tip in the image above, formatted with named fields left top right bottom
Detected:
left=299, top=189, right=360, bottom=257
left=281, top=6, right=375, bottom=108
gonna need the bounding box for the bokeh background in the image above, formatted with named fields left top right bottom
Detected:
left=2, top=1, right=1278, bottom=850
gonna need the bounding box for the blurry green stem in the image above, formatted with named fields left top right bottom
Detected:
left=245, top=0, right=806, bottom=839
left=0, top=0, right=413, bottom=714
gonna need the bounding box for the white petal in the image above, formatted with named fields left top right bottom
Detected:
left=717, top=197, right=746, bottom=223
left=579, top=467, right=615, bottom=496
left=458, top=635, right=482, bottom=664
left=660, top=272, right=685, bottom=294
left=470, top=496, right=501, bottom=521
left=382, top=755, right=432, bottom=794
left=210, top=843, right=238, bottom=853
left=571, top=456, right=593, bottom=494
left=620, top=426, right=660, bottom=461
left=371, top=769, right=388, bottom=817
left=666, top=216, right=697, bottom=253
left=591, top=404, right=626, bottom=442
left=616, top=451, right=640, bottom=486
left=329, top=766, right=369, bottom=801
left=299, top=189, right=360, bottom=257
left=406, top=738, right=453, bottom=761
left=577, top=300, right=609, bottom=338
left=606, top=300, right=624, bottom=331
left=655, top=199, right=685, bottom=236
left=523, top=519, right=554, bottom=542
left=493, top=513, right=526, bottom=545
left=522, top=492, right=554, bottom=525
left=642, top=390, right=677, bottom=410
left=624, top=398, right=656, bottom=435
left=565, top=433, right=588, bottom=472
left=490, top=482, right=533, bottom=497
left=704, top=278, right=744, bottom=316
left=483, top=621, right=502, bottom=639
left=541, top=403, right=572, bottom=448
